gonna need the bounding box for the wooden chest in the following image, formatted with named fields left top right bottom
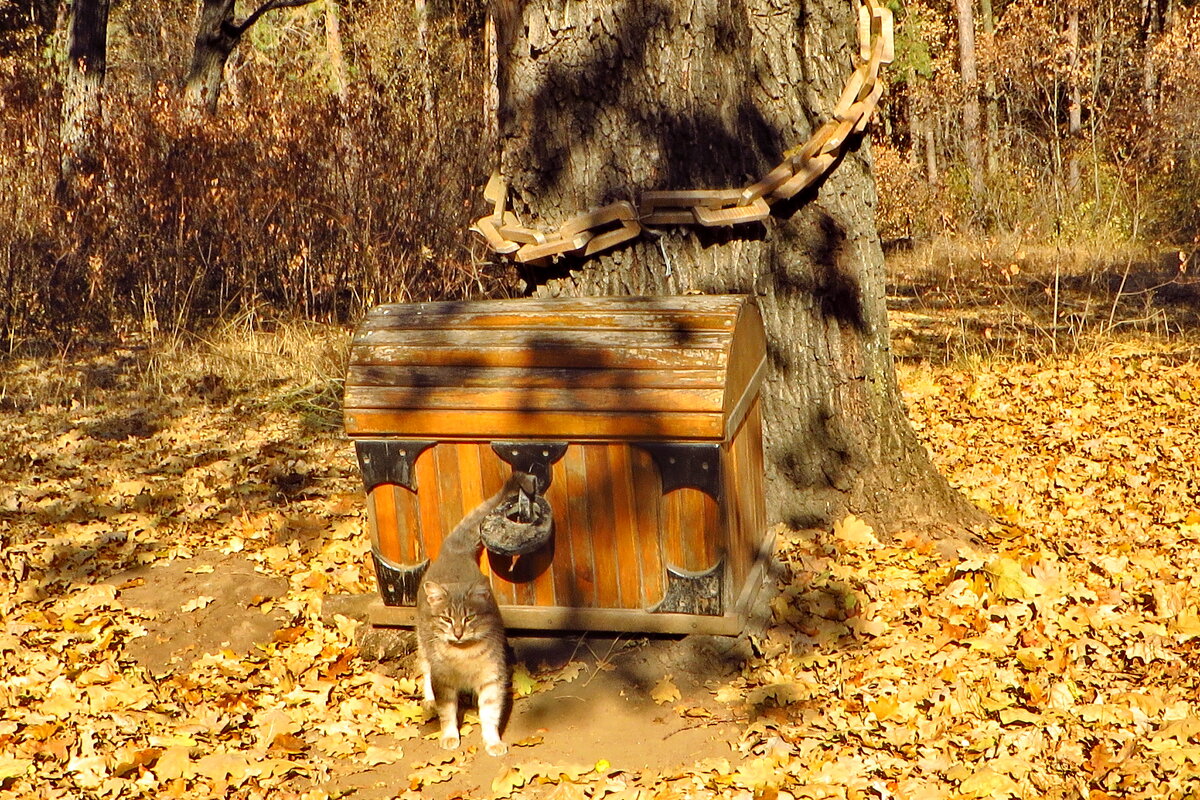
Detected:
left=343, top=295, right=770, bottom=635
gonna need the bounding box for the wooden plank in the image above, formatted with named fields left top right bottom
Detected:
left=584, top=445, right=621, bottom=610
left=723, top=300, right=767, bottom=418
left=414, top=446, right=446, bottom=557
left=352, top=327, right=734, bottom=351
left=362, top=295, right=747, bottom=326
left=563, top=444, right=597, bottom=607
left=358, top=304, right=743, bottom=333
left=544, top=453, right=578, bottom=608
left=723, top=357, right=767, bottom=440
left=746, top=401, right=767, bottom=581
left=435, top=445, right=464, bottom=554
left=726, top=399, right=767, bottom=591
left=492, top=434, right=557, bottom=607
left=350, top=343, right=727, bottom=371
left=662, top=490, right=687, bottom=572
left=364, top=485, right=390, bottom=558
left=346, top=365, right=727, bottom=390
left=392, top=484, right=422, bottom=563
left=488, top=539, right=556, bottom=607
left=343, top=408, right=727, bottom=442
left=482, top=448, right=526, bottom=606
left=725, top=430, right=750, bottom=589
left=662, top=489, right=721, bottom=573
left=344, top=385, right=725, bottom=414
left=369, top=482, right=427, bottom=563
left=699, top=487, right=722, bottom=571
left=608, top=445, right=644, bottom=609
left=630, top=447, right=664, bottom=607
left=367, top=599, right=746, bottom=636
left=729, top=526, right=776, bottom=622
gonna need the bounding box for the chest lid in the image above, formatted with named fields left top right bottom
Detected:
left=343, top=294, right=766, bottom=442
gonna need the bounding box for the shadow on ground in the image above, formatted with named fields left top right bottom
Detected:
left=329, top=632, right=752, bottom=800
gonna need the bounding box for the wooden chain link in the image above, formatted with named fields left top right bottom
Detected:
left=471, top=0, right=895, bottom=266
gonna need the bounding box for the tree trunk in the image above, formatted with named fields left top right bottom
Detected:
left=1065, top=4, right=1082, bottom=195
left=59, top=0, right=111, bottom=197
left=979, top=0, right=999, bottom=174
left=184, top=0, right=317, bottom=116
left=494, top=0, right=980, bottom=533
left=925, top=115, right=940, bottom=186
left=484, top=10, right=500, bottom=156
left=414, top=0, right=434, bottom=120
left=184, top=0, right=240, bottom=116
left=954, top=0, right=983, bottom=200
left=324, top=0, right=350, bottom=103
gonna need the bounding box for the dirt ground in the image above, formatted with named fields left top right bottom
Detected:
left=110, top=553, right=762, bottom=799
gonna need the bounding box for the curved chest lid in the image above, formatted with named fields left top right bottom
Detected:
left=343, top=294, right=766, bottom=442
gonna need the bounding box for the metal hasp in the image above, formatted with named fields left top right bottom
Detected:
left=652, top=562, right=724, bottom=615
left=373, top=552, right=429, bottom=606
left=491, top=442, right=568, bottom=493
left=637, top=442, right=722, bottom=499
left=354, top=440, right=435, bottom=493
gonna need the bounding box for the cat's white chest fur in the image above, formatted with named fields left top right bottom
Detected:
left=432, top=640, right=497, bottom=687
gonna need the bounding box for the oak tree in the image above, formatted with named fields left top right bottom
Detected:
left=490, top=0, right=982, bottom=532
left=59, top=0, right=110, bottom=197
left=185, top=0, right=316, bottom=115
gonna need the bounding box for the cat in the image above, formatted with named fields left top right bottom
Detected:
left=415, top=471, right=535, bottom=756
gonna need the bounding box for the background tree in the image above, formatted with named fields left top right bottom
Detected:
left=492, top=0, right=980, bottom=530
left=953, top=0, right=983, bottom=200
left=59, top=0, right=110, bottom=197
left=185, top=0, right=317, bottom=115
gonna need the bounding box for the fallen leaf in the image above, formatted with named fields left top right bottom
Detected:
left=833, top=514, right=879, bottom=550
left=180, top=595, right=215, bottom=612
left=512, top=663, right=539, bottom=697
left=651, top=675, right=681, bottom=705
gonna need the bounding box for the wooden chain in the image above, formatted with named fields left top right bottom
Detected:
left=471, top=0, right=895, bottom=266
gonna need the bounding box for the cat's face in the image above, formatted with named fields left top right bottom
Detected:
left=423, top=581, right=493, bottom=644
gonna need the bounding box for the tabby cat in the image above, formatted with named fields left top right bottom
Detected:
left=415, top=472, right=535, bottom=756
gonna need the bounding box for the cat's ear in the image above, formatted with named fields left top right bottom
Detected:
left=468, top=583, right=492, bottom=602
left=423, top=581, right=447, bottom=604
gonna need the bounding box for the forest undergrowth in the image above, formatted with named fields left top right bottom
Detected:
left=2, top=257, right=1200, bottom=798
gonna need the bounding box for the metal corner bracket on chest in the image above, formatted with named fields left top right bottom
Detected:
left=343, top=294, right=772, bottom=636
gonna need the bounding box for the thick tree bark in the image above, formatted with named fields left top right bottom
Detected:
left=495, top=0, right=981, bottom=533
left=185, top=0, right=239, bottom=115
left=954, top=0, right=984, bottom=199
left=59, top=0, right=111, bottom=197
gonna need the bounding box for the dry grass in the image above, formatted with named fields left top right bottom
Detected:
left=886, top=235, right=1200, bottom=364
left=0, top=7, right=501, bottom=345
left=0, top=318, right=351, bottom=432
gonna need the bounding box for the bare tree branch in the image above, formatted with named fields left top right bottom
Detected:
left=230, top=0, right=318, bottom=38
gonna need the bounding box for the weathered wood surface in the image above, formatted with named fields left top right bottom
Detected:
left=343, top=295, right=766, bottom=441
left=345, top=408, right=729, bottom=441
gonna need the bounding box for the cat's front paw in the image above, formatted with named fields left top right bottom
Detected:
left=485, top=741, right=508, bottom=757
left=439, top=733, right=461, bottom=751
